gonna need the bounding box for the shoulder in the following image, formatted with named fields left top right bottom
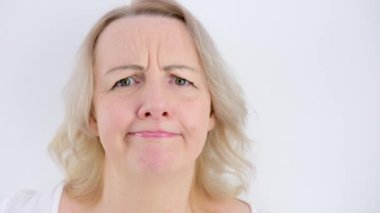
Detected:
left=0, top=183, right=63, bottom=213
left=210, top=198, right=252, bottom=213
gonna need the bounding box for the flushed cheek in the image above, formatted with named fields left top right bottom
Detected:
left=95, top=98, right=135, bottom=150
left=177, top=103, right=211, bottom=155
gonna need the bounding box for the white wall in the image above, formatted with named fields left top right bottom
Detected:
left=0, top=0, right=379, bottom=213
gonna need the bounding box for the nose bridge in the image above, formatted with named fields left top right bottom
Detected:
left=144, top=74, right=166, bottom=102
left=138, top=67, right=170, bottom=119
left=144, top=61, right=166, bottom=98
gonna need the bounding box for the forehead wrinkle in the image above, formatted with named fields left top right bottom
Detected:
left=95, top=23, right=149, bottom=75
left=140, top=30, right=165, bottom=71
left=96, top=16, right=200, bottom=76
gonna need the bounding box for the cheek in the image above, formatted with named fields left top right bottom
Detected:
left=175, top=98, right=212, bottom=151
left=95, top=97, right=135, bottom=148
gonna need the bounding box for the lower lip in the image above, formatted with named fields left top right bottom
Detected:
left=128, top=132, right=179, bottom=138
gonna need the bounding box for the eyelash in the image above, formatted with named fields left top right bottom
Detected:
left=111, top=75, right=194, bottom=90
left=112, top=76, right=138, bottom=89
left=170, top=75, right=194, bottom=87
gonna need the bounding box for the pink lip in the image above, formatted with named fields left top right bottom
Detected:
left=128, top=130, right=179, bottom=138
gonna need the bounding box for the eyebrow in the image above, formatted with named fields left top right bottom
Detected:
left=163, top=64, right=198, bottom=72
left=105, top=64, right=198, bottom=75
left=106, top=64, right=144, bottom=74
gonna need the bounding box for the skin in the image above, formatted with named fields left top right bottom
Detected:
left=59, top=15, right=250, bottom=213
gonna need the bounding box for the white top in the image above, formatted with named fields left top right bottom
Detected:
left=0, top=183, right=63, bottom=213
left=0, top=183, right=260, bottom=213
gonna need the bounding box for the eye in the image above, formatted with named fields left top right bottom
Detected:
left=112, top=77, right=137, bottom=89
left=172, top=76, right=193, bottom=86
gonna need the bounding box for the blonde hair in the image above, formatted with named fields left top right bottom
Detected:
left=49, top=0, right=253, bottom=203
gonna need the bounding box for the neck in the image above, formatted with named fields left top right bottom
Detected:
left=94, top=161, right=197, bottom=213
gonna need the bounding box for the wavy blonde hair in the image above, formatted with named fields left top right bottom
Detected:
left=49, top=0, right=253, bottom=203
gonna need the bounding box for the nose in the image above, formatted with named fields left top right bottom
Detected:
left=137, top=83, right=170, bottom=120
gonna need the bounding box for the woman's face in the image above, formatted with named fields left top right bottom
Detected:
left=91, top=15, right=215, bottom=175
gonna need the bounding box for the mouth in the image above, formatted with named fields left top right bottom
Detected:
left=128, top=130, right=180, bottom=139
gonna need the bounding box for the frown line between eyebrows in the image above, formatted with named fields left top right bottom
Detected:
left=105, top=64, right=199, bottom=75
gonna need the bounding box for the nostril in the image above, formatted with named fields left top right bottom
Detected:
left=140, top=111, right=168, bottom=118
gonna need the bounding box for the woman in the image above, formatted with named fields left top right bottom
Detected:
left=1, top=0, right=254, bottom=212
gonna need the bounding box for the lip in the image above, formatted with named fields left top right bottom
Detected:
left=128, top=130, right=180, bottom=138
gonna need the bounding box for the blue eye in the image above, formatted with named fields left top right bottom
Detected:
left=112, top=77, right=137, bottom=89
left=173, top=76, right=193, bottom=86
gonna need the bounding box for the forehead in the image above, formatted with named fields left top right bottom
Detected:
left=94, top=15, right=199, bottom=68
left=98, top=15, right=190, bottom=40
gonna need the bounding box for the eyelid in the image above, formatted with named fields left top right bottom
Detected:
left=170, top=74, right=195, bottom=87
left=111, top=76, right=139, bottom=90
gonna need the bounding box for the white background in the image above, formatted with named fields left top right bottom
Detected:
left=0, top=0, right=379, bottom=213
